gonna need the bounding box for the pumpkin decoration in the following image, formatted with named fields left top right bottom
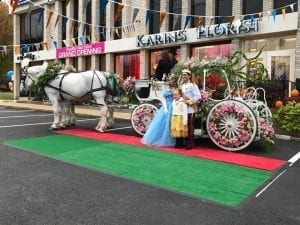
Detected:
left=274, top=100, right=283, bottom=108
left=291, top=89, right=299, bottom=97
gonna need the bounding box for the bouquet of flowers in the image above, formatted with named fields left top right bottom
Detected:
left=121, top=76, right=135, bottom=95
left=258, top=118, right=276, bottom=151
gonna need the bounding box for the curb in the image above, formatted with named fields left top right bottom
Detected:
left=275, top=134, right=291, bottom=141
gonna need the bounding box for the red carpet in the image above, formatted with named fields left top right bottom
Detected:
left=55, top=128, right=286, bottom=171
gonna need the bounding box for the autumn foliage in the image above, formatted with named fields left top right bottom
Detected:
left=0, top=2, right=13, bottom=87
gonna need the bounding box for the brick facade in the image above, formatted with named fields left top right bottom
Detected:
left=12, top=0, right=300, bottom=99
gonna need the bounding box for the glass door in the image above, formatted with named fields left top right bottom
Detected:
left=266, top=50, right=295, bottom=97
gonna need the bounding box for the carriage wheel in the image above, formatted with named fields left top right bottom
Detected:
left=131, top=103, right=158, bottom=136
left=206, top=100, right=257, bottom=151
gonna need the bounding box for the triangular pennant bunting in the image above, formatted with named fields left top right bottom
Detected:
left=62, top=40, right=67, bottom=47
left=38, top=8, right=45, bottom=24
left=114, top=3, right=124, bottom=22
left=159, top=12, right=166, bottom=28
left=132, top=8, right=139, bottom=23
left=145, top=10, right=153, bottom=26
left=173, top=14, right=179, bottom=30
left=197, top=16, right=204, bottom=26
left=46, top=11, right=54, bottom=27
left=184, top=16, right=191, bottom=29
left=54, top=15, right=61, bottom=27
left=100, top=0, right=108, bottom=15
left=282, top=8, right=286, bottom=21
left=272, top=9, right=277, bottom=22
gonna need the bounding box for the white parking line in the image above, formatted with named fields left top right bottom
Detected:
left=288, top=152, right=300, bottom=167
left=256, top=152, right=300, bottom=198
left=255, top=169, right=287, bottom=198
left=0, top=109, right=35, bottom=113
left=0, top=114, right=53, bottom=119
left=0, top=118, right=98, bottom=129
left=107, top=126, right=132, bottom=131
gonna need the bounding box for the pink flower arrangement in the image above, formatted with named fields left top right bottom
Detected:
left=121, top=76, right=135, bottom=95
left=200, top=90, right=209, bottom=104
left=258, top=118, right=276, bottom=150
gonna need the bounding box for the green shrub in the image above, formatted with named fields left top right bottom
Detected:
left=273, top=102, right=300, bottom=132
left=0, top=91, right=13, bottom=100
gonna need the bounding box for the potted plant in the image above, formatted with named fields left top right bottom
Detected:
left=273, top=102, right=300, bottom=137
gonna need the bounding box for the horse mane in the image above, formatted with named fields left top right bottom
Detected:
left=106, top=72, right=119, bottom=96
left=35, top=62, right=64, bottom=92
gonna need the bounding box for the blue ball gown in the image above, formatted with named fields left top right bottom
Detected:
left=141, top=89, right=176, bottom=147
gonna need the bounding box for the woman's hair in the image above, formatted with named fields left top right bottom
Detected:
left=168, top=74, right=178, bottom=87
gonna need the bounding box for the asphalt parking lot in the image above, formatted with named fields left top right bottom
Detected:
left=0, top=106, right=299, bottom=225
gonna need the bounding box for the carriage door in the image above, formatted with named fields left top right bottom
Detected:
left=266, top=49, right=295, bottom=97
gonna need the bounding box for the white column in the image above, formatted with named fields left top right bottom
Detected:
left=13, top=14, right=20, bottom=100
left=77, top=0, right=86, bottom=71
left=91, top=0, right=100, bottom=70
left=54, top=0, right=63, bottom=50
left=65, top=0, right=74, bottom=66
left=140, top=49, right=149, bottom=79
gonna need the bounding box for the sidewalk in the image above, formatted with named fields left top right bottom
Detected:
left=0, top=99, right=132, bottom=120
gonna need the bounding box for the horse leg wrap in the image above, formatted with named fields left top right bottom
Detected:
left=95, top=106, right=108, bottom=132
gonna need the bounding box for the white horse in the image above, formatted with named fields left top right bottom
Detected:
left=20, top=59, right=114, bottom=132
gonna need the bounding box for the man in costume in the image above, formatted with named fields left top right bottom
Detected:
left=180, top=69, right=201, bottom=149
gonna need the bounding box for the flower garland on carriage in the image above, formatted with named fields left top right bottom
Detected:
left=171, top=49, right=275, bottom=151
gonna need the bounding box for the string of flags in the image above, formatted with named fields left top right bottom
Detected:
left=0, top=0, right=298, bottom=56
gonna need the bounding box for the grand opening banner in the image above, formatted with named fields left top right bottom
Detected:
left=56, top=42, right=105, bottom=59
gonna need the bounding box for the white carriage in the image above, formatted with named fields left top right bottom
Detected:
left=131, top=70, right=273, bottom=151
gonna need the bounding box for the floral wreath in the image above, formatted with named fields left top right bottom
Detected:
left=131, top=104, right=157, bottom=135
left=207, top=102, right=255, bottom=148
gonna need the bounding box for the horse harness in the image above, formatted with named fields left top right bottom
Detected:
left=45, top=70, right=107, bottom=104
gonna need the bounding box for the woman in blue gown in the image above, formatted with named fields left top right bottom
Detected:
left=141, top=74, right=177, bottom=147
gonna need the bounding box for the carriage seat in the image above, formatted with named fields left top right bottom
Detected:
left=135, top=80, right=151, bottom=99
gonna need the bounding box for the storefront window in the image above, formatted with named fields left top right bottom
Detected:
left=215, top=0, right=232, bottom=24
left=20, top=10, right=43, bottom=51
left=244, top=36, right=296, bottom=52
left=191, top=0, right=206, bottom=28
left=85, top=1, right=92, bottom=38
left=149, top=0, right=160, bottom=34
left=114, top=0, right=122, bottom=39
left=115, top=52, right=140, bottom=79
left=169, top=0, right=182, bottom=31
left=150, top=48, right=181, bottom=77
left=243, top=0, right=263, bottom=20
left=191, top=43, right=232, bottom=59
left=274, top=0, right=298, bottom=14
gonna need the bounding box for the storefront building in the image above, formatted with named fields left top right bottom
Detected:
left=11, top=0, right=300, bottom=99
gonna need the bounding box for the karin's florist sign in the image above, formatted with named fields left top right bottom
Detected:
left=197, top=19, right=259, bottom=38
left=136, top=19, right=259, bottom=48
left=56, top=42, right=105, bottom=59
left=136, top=30, right=187, bottom=47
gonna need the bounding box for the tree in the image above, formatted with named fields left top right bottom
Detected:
left=0, top=2, right=13, bottom=90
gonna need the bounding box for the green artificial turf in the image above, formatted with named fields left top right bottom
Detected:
left=6, top=134, right=273, bottom=206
